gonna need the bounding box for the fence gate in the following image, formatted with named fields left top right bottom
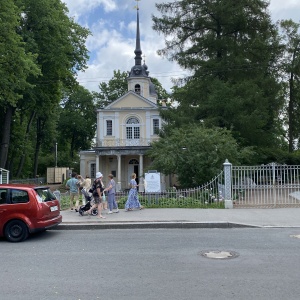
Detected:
left=231, top=163, right=300, bottom=208
left=0, top=168, right=9, bottom=184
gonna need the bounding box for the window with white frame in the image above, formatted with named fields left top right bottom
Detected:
left=126, top=117, right=140, bottom=139
left=153, top=118, right=159, bottom=135
left=106, top=120, right=112, bottom=136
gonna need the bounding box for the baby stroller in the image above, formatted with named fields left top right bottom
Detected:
left=78, top=189, right=98, bottom=216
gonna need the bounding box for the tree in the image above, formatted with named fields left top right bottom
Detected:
left=152, top=0, right=283, bottom=149
left=57, top=86, right=97, bottom=160
left=147, top=125, right=253, bottom=187
left=94, top=70, right=128, bottom=108
left=0, top=0, right=40, bottom=168
left=2, top=0, right=90, bottom=177
left=278, top=20, right=300, bottom=152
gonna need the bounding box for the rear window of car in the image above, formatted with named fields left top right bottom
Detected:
left=34, top=188, right=56, bottom=203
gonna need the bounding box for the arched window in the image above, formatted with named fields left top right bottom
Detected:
left=135, top=84, right=141, bottom=94
left=126, top=117, right=140, bottom=141
left=129, top=159, right=139, bottom=165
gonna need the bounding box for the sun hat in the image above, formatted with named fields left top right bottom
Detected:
left=96, top=172, right=103, bottom=178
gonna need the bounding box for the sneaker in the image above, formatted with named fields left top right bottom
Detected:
left=107, top=211, right=113, bottom=214
left=114, top=209, right=119, bottom=213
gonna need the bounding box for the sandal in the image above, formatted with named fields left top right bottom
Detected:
left=98, top=215, right=106, bottom=219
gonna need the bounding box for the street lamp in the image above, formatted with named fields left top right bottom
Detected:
left=55, top=142, right=58, bottom=167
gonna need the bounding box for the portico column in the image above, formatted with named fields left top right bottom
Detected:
left=139, top=154, right=144, bottom=192
left=117, top=154, right=121, bottom=192
left=96, top=153, right=100, bottom=174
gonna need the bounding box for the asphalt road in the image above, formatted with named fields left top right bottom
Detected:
left=1, top=228, right=300, bottom=300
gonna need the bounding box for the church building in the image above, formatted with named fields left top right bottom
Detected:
left=79, top=6, right=169, bottom=191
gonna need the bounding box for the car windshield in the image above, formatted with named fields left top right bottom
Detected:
left=35, top=188, right=56, bottom=203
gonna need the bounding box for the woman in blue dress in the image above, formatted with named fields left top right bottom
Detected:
left=125, top=173, right=144, bottom=211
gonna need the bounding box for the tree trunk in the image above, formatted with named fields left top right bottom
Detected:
left=16, top=111, right=36, bottom=177
left=288, top=74, right=294, bottom=153
left=0, top=105, right=14, bottom=168
left=33, top=118, right=42, bottom=177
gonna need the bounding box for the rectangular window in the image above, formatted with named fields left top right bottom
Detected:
left=126, top=127, right=132, bottom=139
left=153, top=119, right=159, bottom=134
left=90, top=163, right=96, bottom=179
left=134, top=127, right=140, bottom=139
left=106, top=120, right=112, bottom=136
left=11, top=189, right=29, bottom=204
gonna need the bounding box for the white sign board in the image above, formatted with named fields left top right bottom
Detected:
left=145, top=172, right=161, bottom=193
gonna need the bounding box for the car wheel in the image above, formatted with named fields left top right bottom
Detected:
left=4, top=220, right=29, bottom=243
left=91, top=209, right=98, bottom=216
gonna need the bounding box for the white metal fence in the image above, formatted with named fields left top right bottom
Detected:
left=231, top=163, right=300, bottom=208
left=0, top=168, right=9, bottom=184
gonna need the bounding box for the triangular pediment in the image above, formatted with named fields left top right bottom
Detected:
left=104, top=91, right=158, bottom=110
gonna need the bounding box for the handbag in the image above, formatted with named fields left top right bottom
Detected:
left=102, top=192, right=106, bottom=202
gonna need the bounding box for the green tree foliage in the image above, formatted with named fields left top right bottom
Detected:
left=58, top=86, right=97, bottom=160
left=152, top=0, right=283, bottom=149
left=278, top=20, right=300, bottom=152
left=1, top=0, right=90, bottom=177
left=0, top=0, right=40, bottom=168
left=94, top=70, right=128, bottom=108
left=147, top=126, right=253, bottom=187
left=149, top=77, right=169, bottom=102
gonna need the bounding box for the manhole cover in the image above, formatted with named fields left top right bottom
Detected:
left=290, top=235, right=300, bottom=239
left=199, top=250, right=239, bottom=259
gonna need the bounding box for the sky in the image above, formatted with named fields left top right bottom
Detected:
left=61, top=0, right=300, bottom=94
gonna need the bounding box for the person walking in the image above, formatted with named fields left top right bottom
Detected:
left=65, top=172, right=79, bottom=211
left=104, top=174, right=119, bottom=214
left=125, top=173, right=144, bottom=211
left=87, top=172, right=106, bottom=219
left=77, top=175, right=92, bottom=205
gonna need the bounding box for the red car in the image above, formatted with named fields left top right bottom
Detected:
left=0, top=184, right=62, bottom=242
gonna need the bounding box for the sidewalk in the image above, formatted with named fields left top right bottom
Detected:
left=57, top=208, right=300, bottom=229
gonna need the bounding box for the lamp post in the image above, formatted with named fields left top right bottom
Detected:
left=55, top=142, right=58, bottom=167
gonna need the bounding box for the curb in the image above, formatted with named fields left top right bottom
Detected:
left=52, top=222, right=260, bottom=230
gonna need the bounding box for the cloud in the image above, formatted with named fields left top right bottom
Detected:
left=64, top=0, right=300, bottom=94
left=63, top=0, right=117, bottom=19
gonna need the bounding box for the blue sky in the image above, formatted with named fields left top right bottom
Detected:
left=62, top=0, right=300, bottom=94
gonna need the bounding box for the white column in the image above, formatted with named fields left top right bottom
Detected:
left=117, top=155, right=121, bottom=191
left=146, top=112, right=151, bottom=141
left=224, top=159, right=233, bottom=209
left=139, top=154, right=144, bottom=192
left=96, top=154, right=99, bottom=175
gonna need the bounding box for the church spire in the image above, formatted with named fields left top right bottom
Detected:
left=134, top=3, right=142, bottom=66
left=128, top=1, right=148, bottom=78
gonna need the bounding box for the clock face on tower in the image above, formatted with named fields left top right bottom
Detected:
left=134, top=68, right=141, bottom=75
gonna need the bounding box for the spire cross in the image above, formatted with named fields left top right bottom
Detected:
left=135, top=0, right=141, bottom=10
left=142, top=54, right=146, bottom=64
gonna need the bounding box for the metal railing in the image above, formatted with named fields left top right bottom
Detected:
left=56, top=172, right=225, bottom=209
left=10, top=177, right=46, bottom=185
left=231, top=163, right=300, bottom=208
left=97, top=138, right=159, bottom=147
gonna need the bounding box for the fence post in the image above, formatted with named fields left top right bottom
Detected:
left=223, top=159, right=233, bottom=209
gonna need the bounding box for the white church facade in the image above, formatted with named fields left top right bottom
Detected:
left=79, top=6, right=170, bottom=191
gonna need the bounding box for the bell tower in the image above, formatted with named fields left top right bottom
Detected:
left=127, top=2, right=157, bottom=103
